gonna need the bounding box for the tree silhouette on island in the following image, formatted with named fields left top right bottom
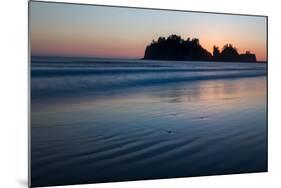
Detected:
left=144, top=34, right=258, bottom=62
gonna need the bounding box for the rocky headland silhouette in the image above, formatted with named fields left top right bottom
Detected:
left=144, top=34, right=259, bottom=63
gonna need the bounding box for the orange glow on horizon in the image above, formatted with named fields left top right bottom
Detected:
left=30, top=2, right=267, bottom=61
left=31, top=35, right=267, bottom=61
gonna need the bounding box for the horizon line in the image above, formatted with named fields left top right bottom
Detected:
left=30, top=55, right=268, bottom=62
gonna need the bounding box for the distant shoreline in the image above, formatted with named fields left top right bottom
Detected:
left=31, top=55, right=267, bottom=64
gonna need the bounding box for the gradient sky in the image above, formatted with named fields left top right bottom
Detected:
left=30, top=1, right=267, bottom=61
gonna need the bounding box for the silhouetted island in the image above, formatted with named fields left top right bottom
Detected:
left=144, top=34, right=258, bottom=63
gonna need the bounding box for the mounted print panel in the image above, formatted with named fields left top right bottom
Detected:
left=29, top=1, right=268, bottom=187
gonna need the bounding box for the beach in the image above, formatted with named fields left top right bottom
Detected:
left=31, top=58, right=267, bottom=187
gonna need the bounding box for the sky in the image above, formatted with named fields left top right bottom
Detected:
left=30, top=1, right=267, bottom=61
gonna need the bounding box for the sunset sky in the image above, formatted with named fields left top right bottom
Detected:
left=30, top=1, right=267, bottom=61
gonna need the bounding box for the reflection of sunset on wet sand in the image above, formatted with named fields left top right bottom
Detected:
left=31, top=60, right=267, bottom=186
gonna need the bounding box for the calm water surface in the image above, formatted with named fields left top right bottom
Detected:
left=31, top=58, right=267, bottom=187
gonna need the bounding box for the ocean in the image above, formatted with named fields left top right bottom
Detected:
left=30, top=57, right=267, bottom=187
